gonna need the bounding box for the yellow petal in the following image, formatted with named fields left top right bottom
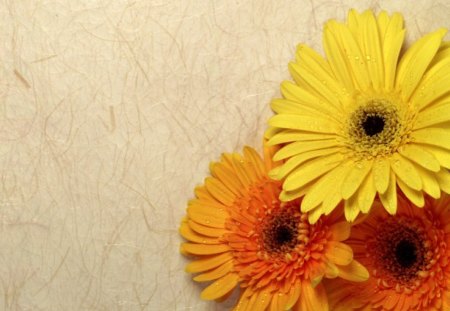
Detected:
left=200, top=273, right=239, bottom=300
left=302, top=164, right=350, bottom=212
left=329, top=221, right=351, bottom=241
left=399, top=144, right=441, bottom=172
left=376, top=10, right=390, bottom=40
left=335, top=22, right=371, bottom=91
left=326, top=241, right=353, bottom=265
left=193, top=260, right=234, bottom=282
left=415, top=102, right=450, bottom=129
left=382, top=13, right=405, bottom=90
left=273, top=139, right=338, bottom=161
left=347, top=9, right=362, bottom=47
left=321, top=162, right=353, bottom=215
left=412, top=58, right=450, bottom=110
left=344, top=194, right=360, bottom=222
left=268, top=128, right=336, bottom=145
left=288, top=62, right=342, bottom=114
left=268, top=114, right=338, bottom=134
left=279, top=185, right=310, bottom=202
left=436, top=169, right=450, bottom=193
left=379, top=170, right=397, bottom=214
left=357, top=170, right=377, bottom=213
left=181, top=243, right=230, bottom=255
left=390, top=154, right=422, bottom=191
left=416, top=165, right=441, bottom=199
left=276, top=148, right=341, bottom=181
left=294, top=44, right=347, bottom=108
left=185, top=252, right=234, bottom=273
left=423, top=145, right=450, bottom=169
left=411, top=128, right=450, bottom=150
left=395, top=28, right=447, bottom=101
left=284, top=153, right=344, bottom=191
left=373, top=157, right=390, bottom=193
left=341, top=160, right=373, bottom=199
left=323, top=21, right=355, bottom=92
left=308, top=206, right=324, bottom=224
left=362, top=10, right=384, bottom=91
left=336, top=260, right=369, bottom=282
left=299, top=282, right=329, bottom=311
left=397, top=178, right=425, bottom=207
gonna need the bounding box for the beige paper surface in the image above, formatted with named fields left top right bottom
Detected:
left=0, top=1, right=448, bottom=310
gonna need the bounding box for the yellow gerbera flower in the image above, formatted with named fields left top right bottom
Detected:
left=325, top=193, right=450, bottom=311
left=180, top=145, right=368, bottom=311
left=266, top=9, right=450, bottom=222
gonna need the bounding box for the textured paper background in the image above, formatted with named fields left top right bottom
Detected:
left=0, top=0, right=448, bottom=310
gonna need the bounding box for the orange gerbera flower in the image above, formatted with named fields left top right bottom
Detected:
left=326, top=193, right=450, bottom=311
left=180, top=145, right=368, bottom=311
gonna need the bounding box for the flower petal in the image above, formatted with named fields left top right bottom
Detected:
left=362, top=10, right=384, bottom=91
left=268, top=128, right=336, bottom=145
left=397, top=178, right=425, bottom=207
left=422, top=145, right=450, bottom=169
left=336, top=260, right=369, bottom=282
left=356, top=170, right=377, bottom=214
left=273, top=139, right=338, bottom=161
left=275, top=148, right=341, bottom=181
left=298, top=282, right=329, bottom=311
left=373, top=157, right=390, bottom=193
left=395, top=28, right=447, bottom=101
left=436, top=169, right=450, bottom=193
left=382, top=13, right=404, bottom=91
left=301, top=164, right=349, bottom=212
left=399, top=144, right=441, bottom=172
left=379, top=170, right=397, bottom=214
left=284, top=153, right=344, bottom=192
left=193, top=260, right=234, bottom=282
left=341, top=160, right=373, bottom=199
left=268, top=114, right=338, bottom=134
left=411, top=128, right=450, bottom=150
left=344, top=194, right=361, bottom=222
left=205, top=177, right=236, bottom=205
left=185, top=252, right=234, bottom=273
left=326, top=241, right=353, bottom=265
left=323, top=21, right=355, bottom=92
left=179, top=221, right=222, bottom=244
left=329, top=221, right=351, bottom=241
left=200, top=273, right=239, bottom=300
left=181, top=243, right=230, bottom=256
left=415, top=165, right=441, bottom=199
left=415, top=102, right=450, bottom=129
left=285, top=281, right=302, bottom=310
left=390, top=154, right=422, bottom=191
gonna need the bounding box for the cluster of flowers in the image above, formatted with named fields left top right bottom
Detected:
left=180, top=9, right=450, bottom=311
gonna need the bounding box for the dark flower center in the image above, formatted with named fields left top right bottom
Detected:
left=369, top=220, right=427, bottom=284
left=395, top=239, right=417, bottom=268
left=274, top=224, right=295, bottom=245
left=262, top=210, right=302, bottom=254
left=362, top=114, right=385, bottom=136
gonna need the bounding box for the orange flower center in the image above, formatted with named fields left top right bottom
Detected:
left=224, top=178, right=330, bottom=292
left=366, top=214, right=448, bottom=296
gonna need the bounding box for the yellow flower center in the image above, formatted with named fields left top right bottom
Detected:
left=344, top=93, right=415, bottom=159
